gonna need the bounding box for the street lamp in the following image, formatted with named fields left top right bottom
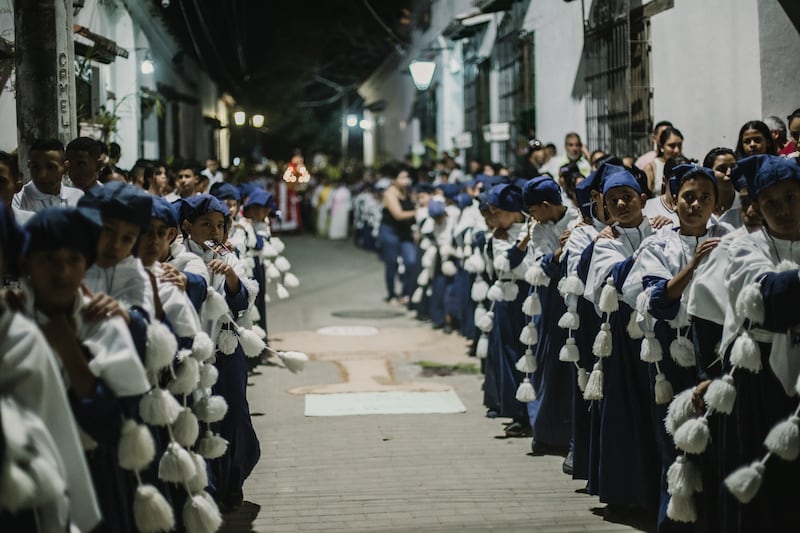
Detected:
left=251, top=114, right=265, bottom=128
left=233, top=110, right=246, bottom=126
left=409, top=60, right=436, bottom=91
left=346, top=114, right=358, bottom=127
left=141, top=57, right=154, bottom=74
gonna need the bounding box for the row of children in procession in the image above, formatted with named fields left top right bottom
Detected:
left=0, top=138, right=307, bottom=532
left=395, top=141, right=800, bottom=531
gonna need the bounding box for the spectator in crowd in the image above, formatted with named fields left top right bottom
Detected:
left=734, top=120, right=776, bottom=159
left=635, top=120, right=673, bottom=170
left=644, top=126, right=684, bottom=196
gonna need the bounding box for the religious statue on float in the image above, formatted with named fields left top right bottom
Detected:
left=275, top=149, right=308, bottom=232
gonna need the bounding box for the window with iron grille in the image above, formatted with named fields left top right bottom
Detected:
left=583, top=0, right=652, bottom=157
left=463, top=31, right=490, bottom=165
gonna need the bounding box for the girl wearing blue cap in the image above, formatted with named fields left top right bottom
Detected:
left=483, top=184, right=535, bottom=437
left=179, top=194, right=261, bottom=512
left=20, top=206, right=155, bottom=533
left=709, top=155, right=800, bottom=532
left=582, top=166, right=660, bottom=521
left=622, top=164, right=731, bottom=532
left=521, top=176, right=581, bottom=447
left=0, top=203, right=102, bottom=532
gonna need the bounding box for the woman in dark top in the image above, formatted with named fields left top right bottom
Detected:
left=378, top=169, right=419, bottom=304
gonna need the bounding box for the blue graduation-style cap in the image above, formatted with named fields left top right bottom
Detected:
left=487, top=183, right=524, bottom=212
left=211, top=182, right=242, bottom=202
left=24, top=206, right=102, bottom=264
left=237, top=181, right=261, bottom=199
left=669, top=164, right=718, bottom=197
left=602, top=167, right=642, bottom=195
left=0, top=201, right=27, bottom=276
left=512, top=177, right=530, bottom=189
left=522, top=176, right=562, bottom=207
left=243, top=189, right=276, bottom=211
left=428, top=199, right=446, bottom=218
left=477, top=191, right=490, bottom=212
left=150, top=196, right=179, bottom=227
left=178, top=194, right=229, bottom=224
left=455, top=192, right=474, bottom=210
left=77, top=181, right=153, bottom=230
left=437, top=183, right=461, bottom=200
left=414, top=183, right=436, bottom=194
left=733, top=154, right=800, bottom=200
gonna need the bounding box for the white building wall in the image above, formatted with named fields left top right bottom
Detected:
left=437, top=40, right=465, bottom=159
left=524, top=0, right=587, bottom=149
left=649, top=0, right=762, bottom=157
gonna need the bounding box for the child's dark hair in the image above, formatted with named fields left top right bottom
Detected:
left=0, top=151, right=19, bottom=178
left=735, top=120, right=776, bottom=158
left=702, top=147, right=735, bottom=169
left=66, top=136, right=102, bottom=158
left=30, top=138, right=65, bottom=155
left=664, top=155, right=691, bottom=180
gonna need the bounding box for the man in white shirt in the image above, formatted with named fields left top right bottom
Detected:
left=201, top=157, right=224, bottom=192
left=541, top=133, right=591, bottom=179
left=13, top=138, right=83, bottom=212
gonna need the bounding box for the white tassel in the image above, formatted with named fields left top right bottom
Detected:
left=172, top=408, right=200, bottom=448
left=270, top=237, right=285, bottom=253
left=724, top=461, right=765, bottom=504
left=471, top=279, right=489, bottom=302
left=191, top=331, right=215, bottom=362
left=203, top=288, right=228, bottom=321
left=795, top=372, right=800, bottom=396
left=198, top=363, right=219, bottom=389
left=265, top=262, right=281, bottom=280
left=524, top=264, right=550, bottom=286
left=183, top=491, right=223, bottom=533
left=704, top=375, right=737, bottom=414
left=465, top=253, right=485, bottom=273
left=640, top=332, right=662, bottom=362
left=473, top=304, right=487, bottom=326
left=139, top=388, right=183, bottom=426
left=730, top=330, right=762, bottom=372
left=196, top=431, right=229, bottom=460
left=417, top=269, right=430, bottom=287
left=670, top=335, right=696, bottom=368
left=516, top=377, right=537, bottom=402
left=476, top=334, right=489, bottom=359
left=118, top=419, right=155, bottom=472
left=283, top=272, right=300, bottom=288
left=476, top=311, right=494, bottom=333
left=655, top=372, right=675, bottom=404
left=522, top=293, right=542, bottom=316
left=577, top=367, right=589, bottom=392
left=439, top=243, right=455, bottom=258
left=559, top=337, right=580, bottom=363
left=502, top=281, right=519, bottom=301
left=0, top=463, right=36, bottom=512
left=419, top=238, right=431, bottom=251
left=251, top=324, right=267, bottom=340
left=248, top=305, right=262, bottom=323
left=774, top=259, right=800, bottom=272
left=133, top=484, right=175, bottom=533
left=487, top=281, right=504, bottom=302
left=411, top=286, right=424, bottom=304
left=666, top=493, right=697, bottom=523
left=168, top=356, right=200, bottom=396
left=158, top=442, right=196, bottom=483
left=515, top=348, right=537, bottom=373
left=598, top=277, right=619, bottom=314
left=441, top=260, right=458, bottom=277
left=667, top=455, right=703, bottom=496
left=237, top=326, right=266, bottom=358
left=274, top=256, right=291, bottom=272
left=193, top=395, right=228, bottom=424
left=666, top=388, right=698, bottom=436
left=627, top=313, right=644, bottom=339
left=186, top=452, right=209, bottom=493
left=735, top=283, right=765, bottom=325
left=421, top=246, right=436, bottom=268
left=560, top=275, right=585, bottom=296
left=592, top=323, right=612, bottom=357
left=277, top=350, right=309, bottom=373
left=519, top=323, right=538, bottom=346
left=583, top=362, right=604, bottom=400
left=242, top=257, right=255, bottom=271
left=276, top=283, right=290, bottom=300
left=674, top=417, right=710, bottom=454
left=764, top=415, right=800, bottom=461
left=493, top=253, right=510, bottom=273
left=216, top=329, right=238, bottom=355
left=146, top=322, right=178, bottom=373
left=557, top=309, right=580, bottom=330
left=260, top=241, right=278, bottom=258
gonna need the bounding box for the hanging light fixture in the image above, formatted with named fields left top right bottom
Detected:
left=141, top=56, right=154, bottom=74
left=409, top=60, right=436, bottom=91
left=233, top=110, right=246, bottom=126
left=251, top=114, right=265, bottom=128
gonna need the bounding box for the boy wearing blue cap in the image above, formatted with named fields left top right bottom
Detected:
left=580, top=166, right=659, bottom=521
left=519, top=176, right=581, bottom=449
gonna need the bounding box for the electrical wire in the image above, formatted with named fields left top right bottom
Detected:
left=361, top=0, right=406, bottom=47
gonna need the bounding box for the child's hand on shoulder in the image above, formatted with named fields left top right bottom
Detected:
left=80, top=285, right=130, bottom=324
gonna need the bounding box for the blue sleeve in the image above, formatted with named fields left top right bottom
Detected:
left=540, top=252, right=560, bottom=278
left=255, top=234, right=265, bottom=250
left=184, top=272, right=208, bottom=312
left=611, top=256, right=635, bottom=291
left=576, top=242, right=596, bottom=284
left=642, top=275, right=681, bottom=320
left=472, top=231, right=486, bottom=251
left=127, top=306, right=150, bottom=363
left=225, top=279, right=250, bottom=315
left=507, top=245, right=526, bottom=269
left=759, top=271, right=800, bottom=331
